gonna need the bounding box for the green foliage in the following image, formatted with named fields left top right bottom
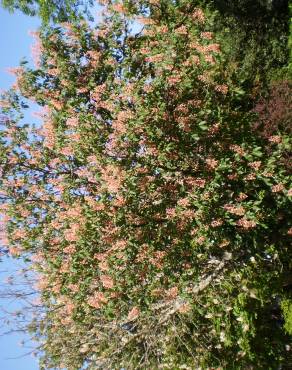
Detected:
left=282, top=298, right=292, bottom=335
left=0, top=0, right=94, bottom=23
left=201, top=0, right=290, bottom=86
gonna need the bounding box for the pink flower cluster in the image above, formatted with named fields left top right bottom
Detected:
left=236, top=218, right=256, bottom=229
left=224, top=204, right=245, bottom=216
left=100, top=275, right=114, bottom=289
left=87, top=291, right=108, bottom=309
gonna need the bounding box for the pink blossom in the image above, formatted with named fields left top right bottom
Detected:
left=12, top=229, right=27, bottom=239
left=178, top=302, right=191, bottom=313
left=263, top=171, right=274, bottom=177
left=219, top=239, right=230, bottom=248
left=112, top=110, right=133, bottom=134
left=9, top=246, right=22, bottom=256
left=100, top=275, right=114, bottom=289
left=272, top=184, right=284, bottom=193
left=6, top=66, right=24, bottom=76
left=112, top=240, right=127, bottom=251
left=269, top=135, right=281, bottom=143
left=67, top=117, right=79, bottom=127
left=30, top=252, right=44, bottom=263
left=236, top=193, right=248, bottom=201
left=204, top=54, right=215, bottom=64
left=201, top=32, right=213, bottom=40
left=136, top=16, right=156, bottom=25
left=98, top=261, right=109, bottom=272
left=111, top=3, right=127, bottom=13
left=193, top=178, right=206, bottom=188
left=88, top=291, right=108, bottom=309
left=196, top=236, right=205, bottom=245
left=63, top=244, right=76, bottom=254
left=230, top=144, right=245, bottom=156
left=177, top=198, right=190, bottom=207
left=127, top=307, right=140, bottom=321
left=68, top=283, right=79, bottom=293
left=86, top=50, right=101, bottom=62
left=192, top=8, right=205, bottom=23
left=244, top=173, right=256, bottom=181
left=158, top=25, right=168, bottom=33
left=166, top=208, right=176, bottom=218
left=52, top=282, right=62, bottom=294
left=175, top=25, right=188, bottom=35
left=198, top=74, right=211, bottom=84
left=206, top=157, right=219, bottom=169
left=205, top=43, right=221, bottom=53
left=64, top=224, right=80, bottom=242
left=236, top=218, right=256, bottom=229
left=145, top=54, right=164, bottom=63
left=34, top=276, right=49, bottom=291
left=60, top=146, right=74, bottom=156
left=94, top=252, right=108, bottom=261
left=100, top=164, right=125, bottom=193
left=166, top=286, right=178, bottom=300
left=224, top=204, right=245, bottom=216
left=227, top=173, right=238, bottom=180
left=248, top=161, right=261, bottom=170
left=29, top=30, right=43, bottom=68
left=215, top=84, right=228, bottom=94
left=211, top=219, right=223, bottom=227
left=87, top=155, right=99, bottom=165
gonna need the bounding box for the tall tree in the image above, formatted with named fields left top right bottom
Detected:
left=0, top=1, right=291, bottom=369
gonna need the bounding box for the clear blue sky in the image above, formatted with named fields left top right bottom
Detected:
left=0, top=7, right=40, bottom=370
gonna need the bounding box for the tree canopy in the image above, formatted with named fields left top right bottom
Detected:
left=0, top=1, right=291, bottom=369
left=0, top=0, right=94, bottom=23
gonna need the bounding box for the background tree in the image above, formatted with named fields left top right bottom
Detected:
left=0, top=0, right=94, bottom=23
left=0, top=1, right=291, bottom=369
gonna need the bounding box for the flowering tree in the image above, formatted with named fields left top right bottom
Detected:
left=0, top=1, right=291, bottom=369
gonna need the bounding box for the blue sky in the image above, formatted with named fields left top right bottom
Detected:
left=0, top=7, right=40, bottom=370
left=0, top=7, right=41, bottom=91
